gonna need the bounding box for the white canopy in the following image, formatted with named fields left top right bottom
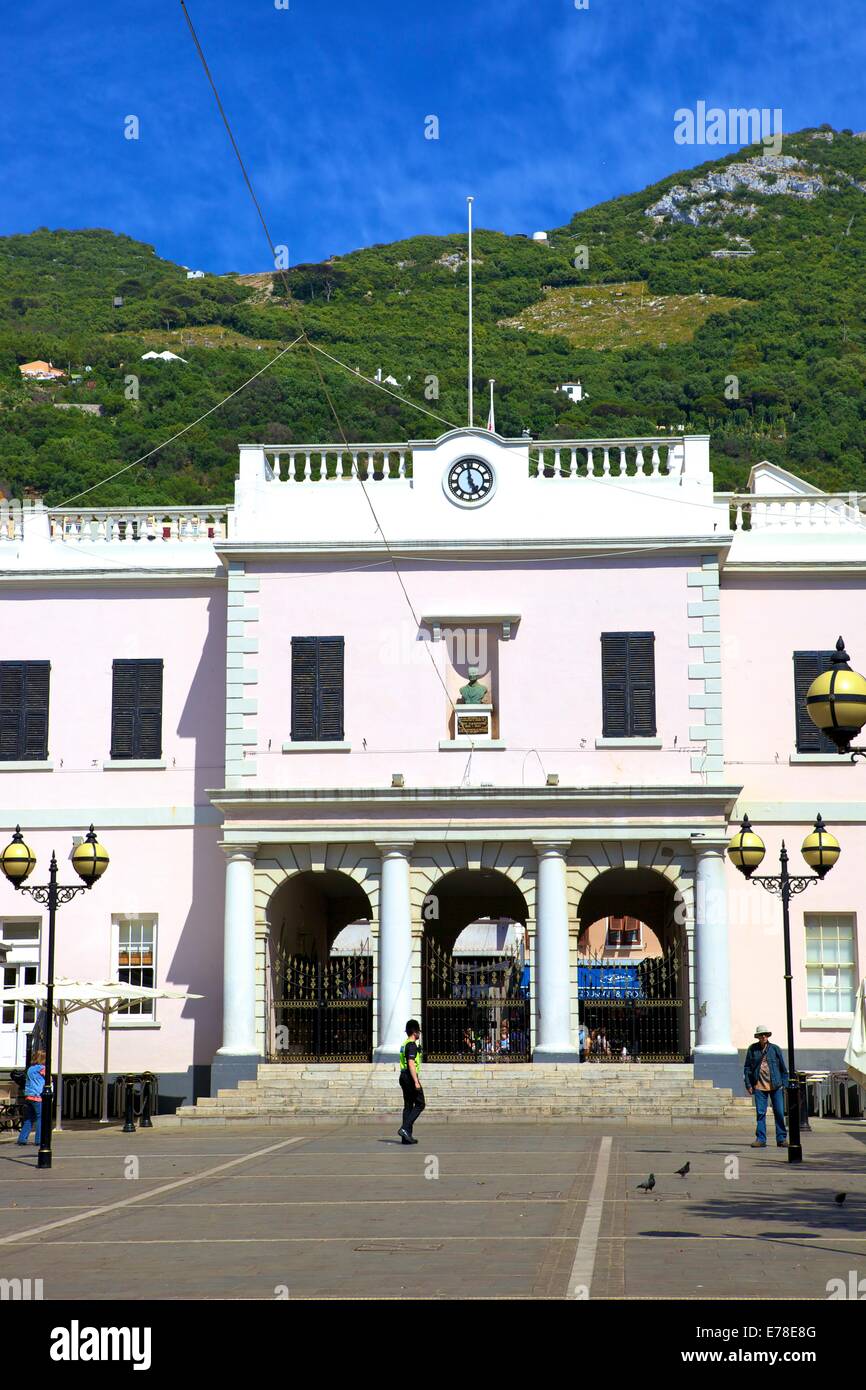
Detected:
left=0, top=979, right=201, bottom=1126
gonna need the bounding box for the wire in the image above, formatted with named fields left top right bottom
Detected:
left=179, top=1, right=457, bottom=713
left=56, top=336, right=305, bottom=506
left=307, top=345, right=459, bottom=431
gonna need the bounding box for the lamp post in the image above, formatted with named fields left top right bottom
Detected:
left=0, top=826, right=109, bottom=1170
left=727, top=813, right=839, bottom=1164
left=805, top=637, right=866, bottom=759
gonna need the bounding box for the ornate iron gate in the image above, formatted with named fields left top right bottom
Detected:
left=578, top=945, right=684, bottom=1062
left=423, top=938, right=530, bottom=1062
left=271, top=951, right=372, bottom=1061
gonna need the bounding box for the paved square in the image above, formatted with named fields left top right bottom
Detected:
left=0, top=1118, right=863, bottom=1300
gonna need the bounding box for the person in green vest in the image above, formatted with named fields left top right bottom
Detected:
left=398, top=1020, right=425, bottom=1145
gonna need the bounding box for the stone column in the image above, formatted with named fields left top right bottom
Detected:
left=691, top=836, right=739, bottom=1089
left=533, top=841, right=579, bottom=1061
left=374, top=842, right=414, bottom=1062
left=212, top=845, right=260, bottom=1093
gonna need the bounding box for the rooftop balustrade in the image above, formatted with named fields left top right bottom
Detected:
left=725, top=493, right=866, bottom=532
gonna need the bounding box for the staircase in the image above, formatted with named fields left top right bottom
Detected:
left=163, top=1062, right=754, bottom=1126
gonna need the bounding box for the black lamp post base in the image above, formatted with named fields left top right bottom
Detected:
left=37, top=1149, right=52, bottom=1170
left=788, top=1143, right=803, bottom=1164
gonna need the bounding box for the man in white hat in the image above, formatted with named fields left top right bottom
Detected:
left=743, top=1026, right=789, bottom=1148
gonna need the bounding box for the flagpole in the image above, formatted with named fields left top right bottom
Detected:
left=488, top=378, right=495, bottom=433
left=467, top=196, right=474, bottom=427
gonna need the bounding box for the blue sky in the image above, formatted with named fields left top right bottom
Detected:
left=2, top=0, right=863, bottom=272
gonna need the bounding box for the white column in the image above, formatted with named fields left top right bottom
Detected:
left=216, top=846, right=259, bottom=1057
left=374, top=841, right=414, bottom=1061
left=692, top=837, right=736, bottom=1058
left=533, top=841, right=579, bottom=1060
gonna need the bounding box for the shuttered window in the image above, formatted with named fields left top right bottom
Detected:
left=110, top=660, right=163, bottom=759
left=793, top=651, right=837, bottom=753
left=601, top=633, right=656, bottom=738
left=291, top=637, right=344, bottom=741
left=0, top=662, right=50, bottom=761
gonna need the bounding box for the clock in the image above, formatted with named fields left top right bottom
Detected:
left=444, top=456, right=496, bottom=506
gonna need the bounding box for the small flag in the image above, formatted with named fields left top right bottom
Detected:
left=487, top=378, right=496, bottom=432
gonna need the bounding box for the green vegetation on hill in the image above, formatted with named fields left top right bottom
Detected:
left=1, top=126, right=866, bottom=505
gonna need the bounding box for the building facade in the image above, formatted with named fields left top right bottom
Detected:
left=1, top=429, right=864, bottom=1104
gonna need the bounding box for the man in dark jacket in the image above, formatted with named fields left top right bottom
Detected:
left=743, top=1026, right=788, bottom=1148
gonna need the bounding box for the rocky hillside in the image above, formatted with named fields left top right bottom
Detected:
left=0, top=125, right=864, bottom=505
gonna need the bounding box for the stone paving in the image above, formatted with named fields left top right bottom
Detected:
left=0, top=1117, right=863, bottom=1300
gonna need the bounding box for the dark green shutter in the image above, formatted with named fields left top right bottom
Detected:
left=291, top=638, right=319, bottom=741
left=22, top=663, right=50, bottom=760
left=601, top=633, right=656, bottom=737
left=316, top=637, right=344, bottom=741
left=0, top=662, right=49, bottom=760
left=111, top=660, right=163, bottom=759
left=136, top=661, right=163, bottom=758
left=628, top=634, right=657, bottom=737
left=601, top=634, right=629, bottom=737
left=291, top=637, right=344, bottom=741
left=794, top=651, right=836, bottom=753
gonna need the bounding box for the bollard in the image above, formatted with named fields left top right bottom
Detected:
left=122, top=1077, right=136, bottom=1134
left=797, top=1073, right=812, bottom=1133
left=140, top=1077, right=153, bottom=1129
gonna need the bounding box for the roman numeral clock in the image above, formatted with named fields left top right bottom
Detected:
left=444, top=456, right=496, bottom=507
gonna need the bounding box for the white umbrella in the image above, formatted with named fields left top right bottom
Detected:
left=844, top=977, right=866, bottom=1089
left=0, top=979, right=202, bottom=1126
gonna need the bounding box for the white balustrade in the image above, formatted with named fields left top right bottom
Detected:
left=44, top=507, right=228, bottom=543
left=726, top=493, right=866, bottom=533
left=262, top=443, right=413, bottom=482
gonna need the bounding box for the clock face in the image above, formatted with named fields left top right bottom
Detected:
left=445, top=456, right=495, bottom=506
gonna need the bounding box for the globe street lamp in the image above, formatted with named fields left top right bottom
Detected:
left=805, top=637, right=866, bottom=758
left=727, top=813, right=839, bottom=1164
left=0, top=826, right=109, bottom=1170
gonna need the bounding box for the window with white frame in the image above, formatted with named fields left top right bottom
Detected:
left=805, top=913, right=857, bottom=1015
left=114, top=916, right=157, bottom=1019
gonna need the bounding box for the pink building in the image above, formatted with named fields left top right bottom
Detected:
left=0, top=432, right=863, bottom=1106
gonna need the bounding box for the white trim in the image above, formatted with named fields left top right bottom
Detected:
left=107, top=1020, right=162, bottom=1031
left=102, top=760, right=166, bottom=771
left=281, top=741, right=352, bottom=753
left=438, top=739, right=507, bottom=750
left=799, top=1014, right=855, bottom=1030
left=0, top=761, right=53, bottom=772
left=595, top=738, right=662, bottom=749
left=789, top=754, right=854, bottom=765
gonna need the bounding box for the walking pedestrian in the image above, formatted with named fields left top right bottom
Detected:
left=16, top=1051, right=46, bottom=1148
left=744, top=1026, right=788, bottom=1148
left=397, top=1020, right=424, bottom=1145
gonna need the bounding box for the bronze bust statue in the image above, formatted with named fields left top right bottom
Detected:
left=459, top=666, right=488, bottom=704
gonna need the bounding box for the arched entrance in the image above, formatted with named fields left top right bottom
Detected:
left=267, top=871, right=373, bottom=1061
left=577, top=867, right=685, bottom=1062
left=422, top=869, right=530, bottom=1063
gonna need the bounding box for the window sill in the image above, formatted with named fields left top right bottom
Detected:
left=108, top=1019, right=160, bottom=1030
left=595, top=737, right=662, bottom=749
left=789, top=753, right=854, bottom=765
left=0, top=760, right=53, bottom=772
left=281, top=741, right=351, bottom=753
left=103, top=760, right=166, bottom=770
left=439, top=739, right=507, bottom=750
left=799, top=1014, right=854, bottom=1030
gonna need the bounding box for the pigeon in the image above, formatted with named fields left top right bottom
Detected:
left=834, top=1192, right=847, bottom=1206
left=637, top=1174, right=655, bottom=1192
left=676, top=1162, right=690, bottom=1178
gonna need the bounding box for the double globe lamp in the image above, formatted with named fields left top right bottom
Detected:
left=0, top=825, right=109, bottom=1169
